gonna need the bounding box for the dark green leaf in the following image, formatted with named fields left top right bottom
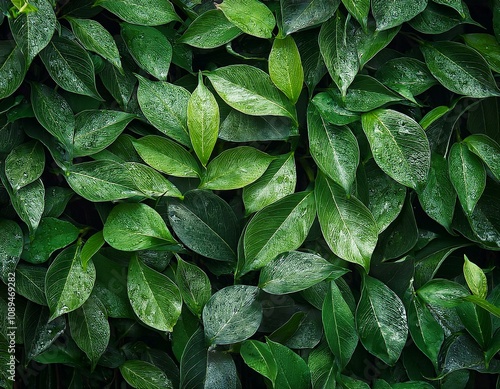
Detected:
left=372, top=0, right=427, bottom=30
left=463, top=134, right=500, bottom=181
left=267, top=339, right=311, bottom=389
left=5, top=140, right=45, bottom=190
left=417, top=279, right=470, bottom=308
left=175, top=256, right=211, bottom=317
left=120, top=360, right=173, bottom=389
left=15, top=264, right=47, bottom=305
left=463, top=33, right=500, bottom=74
left=295, top=29, right=328, bottom=95
left=240, top=340, right=277, bottom=384
left=0, top=42, right=27, bottom=99
left=0, top=219, right=22, bottom=283
left=354, top=22, right=400, bottom=68
left=312, top=91, right=360, bottom=126
left=280, top=0, right=340, bottom=35
left=409, top=2, right=478, bottom=35
left=100, top=61, right=136, bottom=109
left=456, top=302, right=491, bottom=349
left=10, top=179, right=45, bottom=233
left=179, top=328, right=207, bottom=389
left=342, top=0, right=369, bottom=30
left=216, top=0, right=275, bottom=39
left=308, top=341, right=337, bottom=389
left=95, top=0, right=180, bottom=26
left=341, top=75, right=403, bottom=112
left=125, top=162, right=183, bottom=199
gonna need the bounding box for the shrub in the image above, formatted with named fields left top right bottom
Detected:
left=1, top=0, right=500, bottom=387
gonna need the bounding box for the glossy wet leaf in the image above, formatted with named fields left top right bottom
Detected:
left=15, top=264, right=46, bottom=305
left=100, top=61, right=136, bottom=108
left=267, top=339, right=311, bottom=389
left=179, top=327, right=207, bottom=389
left=456, top=302, right=491, bottom=349
left=463, top=255, right=487, bottom=299
left=342, top=0, right=369, bottom=30
left=80, top=231, right=104, bottom=270
left=341, top=75, right=403, bottom=112
left=417, top=279, right=470, bottom=308
left=463, top=134, right=500, bottom=181
left=463, top=33, right=500, bottom=74
left=372, top=0, right=427, bottom=31
left=240, top=340, right=277, bottom=384
left=175, top=257, right=211, bottom=317
left=295, top=29, right=328, bottom=95
left=409, top=2, right=478, bottom=35
left=216, top=0, right=275, bottom=39
left=280, top=0, right=340, bottom=35
left=120, top=360, right=173, bottom=389
left=5, top=140, right=45, bottom=190
left=125, top=162, right=182, bottom=199
left=10, top=179, right=45, bottom=233
left=0, top=219, right=23, bottom=283
left=308, top=341, right=337, bottom=389
left=312, top=91, right=360, bottom=126
left=354, top=22, right=400, bottom=68
left=127, top=255, right=182, bottom=332
left=0, top=41, right=27, bottom=99
left=95, top=0, right=180, bottom=26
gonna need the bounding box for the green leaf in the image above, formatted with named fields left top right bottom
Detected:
left=206, top=65, right=297, bottom=122
left=202, top=285, right=262, bottom=345
left=269, top=35, right=304, bottom=104
left=315, top=173, right=378, bottom=271
left=127, top=255, right=182, bottom=332
left=15, top=264, right=46, bottom=305
left=133, top=135, right=201, bottom=178
left=22, top=217, right=79, bottom=264
left=0, top=219, right=23, bottom=283
left=295, top=29, right=328, bottom=95
left=465, top=295, right=500, bottom=319
left=188, top=73, right=219, bottom=166
left=456, top=302, right=491, bottom=349
left=5, top=140, right=45, bottom=190
left=259, top=251, right=346, bottom=294
left=372, top=0, right=427, bottom=30
left=417, top=153, right=456, bottom=231
left=175, top=257, right=211, bottom=317
left=68, top=295, right=110, bottom=369
left=40, top=36, right=102, bottom=100
left=356, top=275, right=408, bottom=366
left=125, top=162, right=183, bottom=199
left=241, top=191, right=316, bottom=274
left=121, top=23, right=172, bottom=80
left=319, top=10, right=358, bottom=97
left=409, top=2, right=478, bottom=35
left=448, top=142, right=486, bottom=216
left=463, top=255, right=487, bottom=299
left=100, top=61, right=136, bottom=109
left=280, top=0, right=340, bottom=35
left=178, top=10, right=242, bottom=49
left=67, top=17, right=122, bottom=71
left=10, top=179, right=45, bottom=233
left=103, top=203, right=176, bottom=251
left=354, top=21, right=400, bottom=68
left=73, top=110, right=136, bottom=157
left=204, top=349, right=240, bottom=388
left=361, top=109, right=431, bottom=191
left=200, top=146, right=274, bottom=190
left=0, top=41, right=27, bottom=99
left=308, top=341, right=337, bottom=389
left=417, top=279, right=470, bottom=308
left=312, top=91, right=360, bottom=126
left=267, top=339, right=311, bottom=389
left=45, top=246, right=96, bottom=321
left=80, top=231, right=104, bottom=270
left=463, top=134, right=500, bottom=181
left=95, top=0, right=180, bottom=26
left=486, top=328, right=500, bottom=366
left=120, top=360, right=173, bottom=389
left=179, top=328, right=207, bottom=389
left=240, top=340, right=277, bottom=384
left=308, top=104, right=359, bottom=193
left=216, top=0, right=275, bottom=39
left=421, top=41, right=500, bottom=98
left=434, top=0, right=465, bottom=15
left=463, top=33, right=500, bottom=74
left=9, top=0, right=56, bottom=63
left=243, top=152, right=297, bottom=214
left=322, top=280, right=357, bottom=369
left=168, top=190, right=239, bottom=261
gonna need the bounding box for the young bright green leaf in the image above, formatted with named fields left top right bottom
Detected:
left=206, top=65, right=297, bottom=122
left=315, top=173, right=378, bottom=271
left=308, top=104, right=359, bottom=193
left=103, top=203, right=175, bottom=251
left=67, top=17, right=122, bottom=71
left=80, top=231, right=104, bottom=270
left=0, top=41, right=27, bottom=99
left=463, top=134, right=500, bottom=180
left=9, top=0, right=55, bottom=64
left=40, top=36, right=102, bottom=100
left=242, top=191, right=316, bottom=275
left=179, top=10, right=242, bottom=49
left=280, top=0, right=340, bottom=35
left=0, top=219, right=23, bottom=283
left=448, top=142, right=486, bottom=216
left=216, top=0, right=275, bottom=39
left=45, top=246, right=96, bottom=321
left=168, top=190, right=239, bottom=261
left=421, top=41, right=500, bottom=98
left=133, top=135, right=200, bottom=178
left=188, top=73, right=219, bottom=166
left=463, top=33, right=500, bottom=74
left=322, top=280, right=357, bottom=369
left=124, top=162, right=182, bottom=199
left=175, top=257, right=211, bottom=317
left=127, top=255, right=182, bottom=332
left=203, top=285, right=262, bottom=345
left=15, top=264, right=46, bottom=305
left=200, top=146, right=274, bottom=190
left=10, top=179, right=45, bottom=233
left=68, top=295, right=110, bottom=370
left=243, top=152, right=297, bottom=214
left=463, top=255, right=488, bottom=299
left=120, top=360, right=173, bottom=389
left=372, top=0, right=427, bottom=31
left=362, top=109, right=431, bottom=191
left=95, top=0, right=180, bottom=26
left=456, top=302, right=492, bottom=349
left=5, top=140, right=45, bottom=190
left=136, top=76, right=191, bottom=146
left=121, top=23, right=172, bottom=80
left=73, top=110, right=136, bottom=157
left=240, top=340, right=278, bottom=384
left=267, top=339, right=311, bottom=389
left=417, top=279, right=470, bottom=308
left=269, top=35, right=304, bottom=104
left=319, top=10, right=358, bottom=97
left=354, top=22, right=400, bottom=68
left=356, top=275, right=408, bottom=366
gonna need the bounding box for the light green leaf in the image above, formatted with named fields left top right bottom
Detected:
left=200, top=146, right=274, bottom=190
left=0, top=41, right=27, bottom=99
left=5, top=140, right=45, bottom=190
left=280, top=0, right=340, bottom=35
left=80, top=231, right=104, bottom=270
left=0, top=219, right=22, bottom=283
left=95, top=0, right=180, bottom=26
left=203, top=285, right=262, bottom=345
left=315, top=173, right=378, bottom=271
left=133, top=135, right=200, bottom=178
left=372, top=0, right=427, bottom=30
left=120, top=360, right=173, bottom=389
left=103, top=203, right=176, bottom=251
left=240, top=340, right=277, bottom=384
left=15, top=264, right=47, bottom=305
left=121, top=23, right=172, bottom=80
left=216, top=0, right=275, bottom=39
left=127, top=255, right=182, bottom=332
left=45, top=246, right=96, bottom=321
left=175, top=256, right=211, bottom=317
left=269, top=35, right=304, bottom=104
left=267, top=339, right=311, bottom=389
left=356, top=275, right=408, bottom=366
left=10, top=179, right=45, bottom=233
left=465, top=295, right=500, bottom=319
left=125, top=162, right=183, bottom=199
left=463, top=134, right=500, bottom=180
left=417, top=279, right=470, bottom=308
left=342, top=0, right=369, bottom=30
left=206, top=65, right=297, bottom=122
left=242, top=191, right=316, bottom=274
left=361, top=109, right=431, bottom=191
left=188, top=73, right=219, bottom=166
left=463, top=255, right=487, bottom=299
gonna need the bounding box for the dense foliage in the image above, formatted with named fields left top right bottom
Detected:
left=1, top=0, right=500, bottom=387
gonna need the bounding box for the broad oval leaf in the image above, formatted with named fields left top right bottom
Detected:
left=463, top=134, right=500, bottom=181
left=45, top=246, right=96, bottom=321
left=5, top=140, right=45, bottom=190
left=372, top=0, right=427, bottom=31
left=10, top=179, right=45, bottom=234
left=242, top=191, right=316, bottom=275
left=103, top=203, right=175, bottom=251
left=0, top=41, right=27, bottom=99
left=127, top=255, right=182, bottom=332
left=362, top=109, right=431, bottom=191
left=95, top=0, right=180, bottom=26
left=356, top=275, right=408, bottom=366
left=463, top=255, right=487, bottom=299
left=175, top=257, right=211, bottom=317
left=417, top=279, right=470, bottom=308
left=315, top=173, right=378, bottom=271
left=409, top=2, right=478, bottom=35
left=202, top=285, right=262, bottom=345
left=120, top=360, right=173, bottom=389
left=216, top=0, right=275, bottom=39
left=281, top=0, right=340, bottom=35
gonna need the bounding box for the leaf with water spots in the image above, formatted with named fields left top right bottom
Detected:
left=0, top=219, right=23, bottom=283
left=10, top=179, right=45, bottom=234
left=463, top=134, right=500, bottom=181
left=216, top=0, right=275, bottom=39
left=5, top=140, right=45, bottom=190
left=372, top=0, right=427, bottom=31
left=120, top=360, right=174, bottom=389
left=175, top=256, right=211, bottom=318
left=0, top=41, right=27, bottom=99
left=95, top=0, right=180, bottom=26
left=280, top=0, right=340, bottom=35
